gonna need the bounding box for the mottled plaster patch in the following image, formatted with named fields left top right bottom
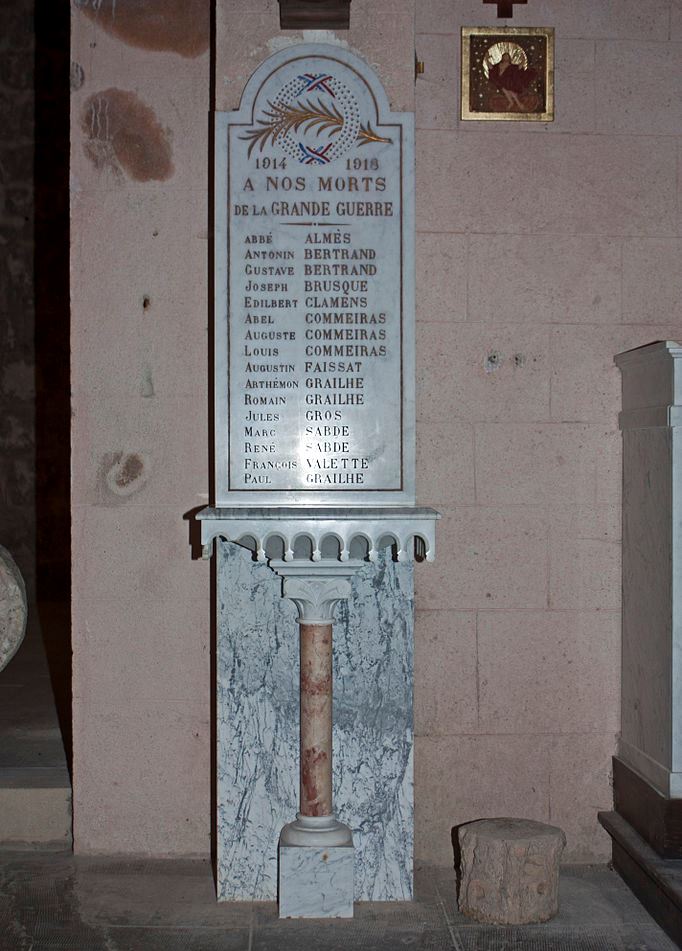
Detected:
left=70, top=61, right=85, bottom=91
left=140, top=365, right=155, bottom=397
left=75, top=0, right=210, bottom=58
left=484, top=351, right=502, bottom=373
left=98, top=451, right=150, bottom=501
left=80, top=88, right=173, bottom=181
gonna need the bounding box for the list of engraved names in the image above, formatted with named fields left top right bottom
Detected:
left=227, top=89, right=403, bottom=493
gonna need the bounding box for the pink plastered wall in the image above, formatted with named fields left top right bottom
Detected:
left=413, top=0, right=682, bottom=865
left=70, top=0, right=681, bottom=860
left=69, top=0, right=415, bottom=857
left=70, top=0, right=212, bottom=853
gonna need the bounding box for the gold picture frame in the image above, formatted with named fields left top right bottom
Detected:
left=461, top=26, right=554, bottom=121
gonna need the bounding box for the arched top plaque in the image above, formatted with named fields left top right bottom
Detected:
left=213, top=44, right=415, bottom=507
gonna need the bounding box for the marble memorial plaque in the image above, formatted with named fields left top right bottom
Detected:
left=214, top=45, right=415, bottom=507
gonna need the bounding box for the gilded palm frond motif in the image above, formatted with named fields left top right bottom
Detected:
left=356, top=123, right=392, bottom=146
left=241, top=98, right=345, bottom=157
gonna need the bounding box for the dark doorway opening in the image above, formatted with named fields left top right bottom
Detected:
left=34, top=1, right=72, bottom=765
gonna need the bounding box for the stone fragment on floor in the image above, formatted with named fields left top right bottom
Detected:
left=458, top=817, right=566, bottom=924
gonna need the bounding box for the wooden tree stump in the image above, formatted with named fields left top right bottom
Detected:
left=458, top=818, right=566, bottom=924
left=0, top=544, right=27, bottom=672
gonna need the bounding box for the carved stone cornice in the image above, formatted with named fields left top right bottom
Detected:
left=197, top=506, right=439, bottom=564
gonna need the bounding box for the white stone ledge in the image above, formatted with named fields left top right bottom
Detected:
left=197, top=505, right=439, bottom=563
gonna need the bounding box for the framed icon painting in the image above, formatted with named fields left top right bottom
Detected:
left=461, top=26, right=554, bottom=121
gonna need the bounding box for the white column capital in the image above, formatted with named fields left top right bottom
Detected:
left=269, top=559, right=365, bottom=624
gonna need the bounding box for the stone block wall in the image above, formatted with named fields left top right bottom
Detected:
left=70, top=0, right=212, bottom=854
left=413, top=0, right=681, bottom=865
left=70, top=0, right=682, bottom=864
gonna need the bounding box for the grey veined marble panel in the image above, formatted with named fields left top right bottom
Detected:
left=217, top=541, right=413, bottom=901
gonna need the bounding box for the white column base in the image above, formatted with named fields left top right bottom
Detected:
left=279, top=842, right=354, bottom=918
left=280, top=813, right=352, bottom=847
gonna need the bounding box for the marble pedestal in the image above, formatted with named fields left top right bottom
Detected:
left=199, top=505, right=439, bottom=911
left=600, top=342, right=682, bottom=945
left=214, top=542, right=415, bottom=901
left=610, top=342, right=682, bottom=853
left=280, top=843, right=354, bottom=918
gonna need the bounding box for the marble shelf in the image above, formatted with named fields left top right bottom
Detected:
left=198, top=505, right=440, bottom=564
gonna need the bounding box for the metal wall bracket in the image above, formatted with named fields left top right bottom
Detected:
left=278, top=0, right=351, bottom=30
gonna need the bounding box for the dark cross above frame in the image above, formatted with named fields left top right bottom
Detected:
left=483, top=0, right=527, bottom=17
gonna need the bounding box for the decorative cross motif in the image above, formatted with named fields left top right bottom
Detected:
left=483, top=0, right=527, bottom=17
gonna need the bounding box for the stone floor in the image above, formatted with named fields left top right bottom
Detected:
left=0, top=852, right=678, bottom=950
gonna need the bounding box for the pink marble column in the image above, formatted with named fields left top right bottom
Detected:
left=299, top=622, right=333, bottom=818
left=276, top=566, right=354, bottom=849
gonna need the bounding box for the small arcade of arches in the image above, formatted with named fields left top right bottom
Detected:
left=198, top=511, right=437, bottom=566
